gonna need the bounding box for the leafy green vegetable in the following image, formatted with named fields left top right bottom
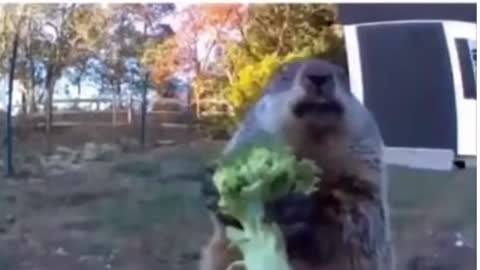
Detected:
left=213, top=144, right=321, bottom=270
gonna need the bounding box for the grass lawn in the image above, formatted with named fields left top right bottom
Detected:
left=0, top=141, right=475, bottom=270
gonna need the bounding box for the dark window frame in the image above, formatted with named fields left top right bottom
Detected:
left=454, top=38, right=476, bottom=100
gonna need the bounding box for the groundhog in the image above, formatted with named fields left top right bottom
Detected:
left=199, top=59, right=395, bottom=270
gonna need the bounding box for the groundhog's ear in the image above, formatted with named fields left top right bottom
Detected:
left=305, top=74, right=335, bottom=97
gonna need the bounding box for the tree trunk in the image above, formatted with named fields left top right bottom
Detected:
left=140, top=73, right=149, bottom=149
left=77, top=81, right=82, bottom=97
left=112, top=81, right=121, bottom=127
left=127, top=92, right=133, bottom=125
left=5, top=29, right=20, bottom=177
left=111, top=80, right=121, bottom=143
left=37, top=91, right=44, bottom=106
left=20, top=92, right=27, bottom=114
left=27, top=89, right=36, bottom=114
left=193, top=61, right=202, bottom=118
left=45, top=67, right=55, bottom=154
left=27, top=38, right=37, bottom=114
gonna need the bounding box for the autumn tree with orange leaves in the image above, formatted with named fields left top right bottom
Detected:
left=144, top=4, right=243, bottom=84
left=145, top=4, right=344, bottom=137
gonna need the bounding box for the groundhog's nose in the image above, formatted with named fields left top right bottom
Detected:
left=306, top=75, right=333, bottom=96
left=302, top=73, right=335, bottom=99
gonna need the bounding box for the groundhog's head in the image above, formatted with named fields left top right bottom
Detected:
left=256, top=59, right=352, bottom=140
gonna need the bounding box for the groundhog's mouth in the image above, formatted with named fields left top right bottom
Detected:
left=292, top=100, right=344, bottom=119
left=291, top=100, right=344, bottom=137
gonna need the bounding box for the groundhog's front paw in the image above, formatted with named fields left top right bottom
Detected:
left=267, top=193, right=316, bottom=225
left=266, top=193, right=320, bottom=258
left=200, top=164, right=219, bottom=211
left=200, top=164, right=243, bottom=229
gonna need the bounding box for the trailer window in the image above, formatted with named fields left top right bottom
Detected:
left=455, top=38, right=476, bottom=99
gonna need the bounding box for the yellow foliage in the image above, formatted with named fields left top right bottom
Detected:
left=221, top=4, right=345, bottom=124
left=192, top=74, right=238, bottom=139
left=226, top=48, right=313, bottom=120
left=142, top=37, right=180, bottom=85
left=192, top=74, right=230, bottom=115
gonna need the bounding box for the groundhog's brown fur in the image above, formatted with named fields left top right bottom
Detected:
left=199, top=59, right=395, bottom=270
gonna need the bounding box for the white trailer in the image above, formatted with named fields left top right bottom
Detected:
left=343, top=20, right=476, bottom=170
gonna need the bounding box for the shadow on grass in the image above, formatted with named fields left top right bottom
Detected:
left=112, top=160, right=163, bottom=179
left=0, top=255, right=17, bottom=270
left=111, top=154, right=211, bottom=182
left=102, top=147, right=213, bottom=236
left=388, top=165, right=476, bottom=268
left=99, top=180, right=206, bottom=235
left=389, top=166, right=476, bottom=234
